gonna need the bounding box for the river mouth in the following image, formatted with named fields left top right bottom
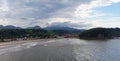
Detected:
left=0, top=38, right=120, bottom=61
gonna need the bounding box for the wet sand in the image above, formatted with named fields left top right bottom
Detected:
left=0, top=38, right=76, bottom=61
left=0, top=38, right=55, bottom=46
left=0, top=38, right=120, bottom=61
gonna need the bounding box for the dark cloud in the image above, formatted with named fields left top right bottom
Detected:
left=6, top=0, right=91, bottom=19
left=0, top=0, right=93, bottom=28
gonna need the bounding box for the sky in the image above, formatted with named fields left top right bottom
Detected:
left=0, top=0, right=120, bottom=29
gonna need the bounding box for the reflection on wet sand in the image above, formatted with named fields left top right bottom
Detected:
left=0, top=39, right=76, bottom=61
left=0, top=38, right=120, bottom=61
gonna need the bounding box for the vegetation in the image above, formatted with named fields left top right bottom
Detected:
left=0, top=29, right=56, bottom=42
left=1, top=29, right=45, bottom=38
left=79, top=28, right=120, bottom=40
left=0, top=28, right=82, bottom=42
left=1, top=27, right=120, bottom=42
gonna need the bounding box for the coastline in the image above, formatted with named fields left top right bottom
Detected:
left=0, top=38, right=58, bottom=46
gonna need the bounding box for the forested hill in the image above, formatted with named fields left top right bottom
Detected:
left=79, top=28, right=120, bottom=39
left=0, top=25, right=82, bottom=42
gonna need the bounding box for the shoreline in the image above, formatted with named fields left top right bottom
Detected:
left=0, top=38, right=58, bottom=46
left=0, top=38, right=78, bottom=46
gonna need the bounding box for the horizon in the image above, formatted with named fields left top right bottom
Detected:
left=0, top=0, right=120, bottom=29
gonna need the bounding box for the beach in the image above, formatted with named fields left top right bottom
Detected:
left=0, top=38, right=56, bottom=46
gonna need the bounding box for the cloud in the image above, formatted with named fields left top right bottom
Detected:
left=6, top=0, right=90, bottom=19
left=46, top=18, right=92, bottom=29
left=75, top=0, right=120, bottom=18
left=0, top=0, right=120, bottom=29
left=0, top=0, right=9, bottom=18
left=89, top=16, right=120, bottom=28
left=0, top=0, right=92, bottom=28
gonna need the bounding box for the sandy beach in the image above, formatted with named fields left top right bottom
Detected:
left=0, top=38, right=56, bottom=46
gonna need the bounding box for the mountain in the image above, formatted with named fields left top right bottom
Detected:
left=26, top=26, right=41, bottom=29
left=0, top=25, right=84, bottom=33
left=0, top=25, right=22, bottom=29
left=0, top=25, right=43, bottom=29
left=5, top=25, right=22, bottom=29
left=44, top=26, right=84, bottom=35
left=44, top=26, right=81, bottom=31
left=0, top=25, right=4, bottom=29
